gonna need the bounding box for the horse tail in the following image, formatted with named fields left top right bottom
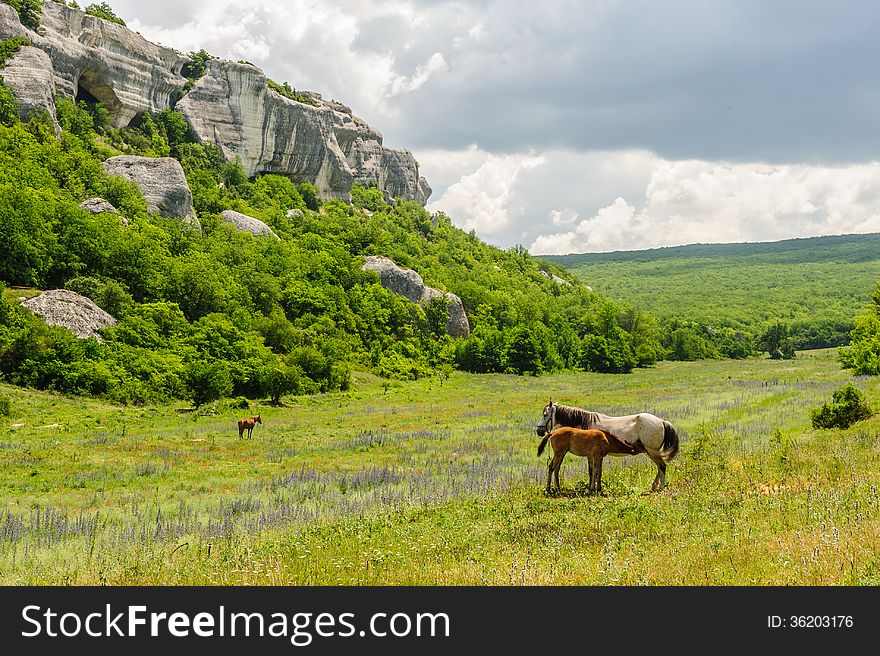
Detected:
left=660, top=420, right=679, bottom=462
left=537, top=433, right=552, bottom=457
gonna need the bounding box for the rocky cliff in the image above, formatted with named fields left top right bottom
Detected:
left=176, top=60, right=431, bottom=203
left=0, top=2, right=430, bottom=204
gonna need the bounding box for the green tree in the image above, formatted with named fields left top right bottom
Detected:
left=839, top=284, right=880, bottom=375
left=4, top=0, right=42, bottom=30
left=505, top=325, right=542, bottom=375
left=758, top=321, right=795, bottom=359
left=579, top=333, right=636, bottom=374
left=186, top=361, right=232, bottom=407
left=260, top=362, right=302, bottom=404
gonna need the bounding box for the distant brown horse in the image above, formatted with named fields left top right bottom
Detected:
left=238, top=414, right=262, bottom=439
left=537, top=426, right=641, bottom=495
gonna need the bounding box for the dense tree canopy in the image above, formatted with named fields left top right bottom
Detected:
left=0, top=85, right=668, bottom=405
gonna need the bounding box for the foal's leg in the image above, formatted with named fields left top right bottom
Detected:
left=595, top=457, right=604, bottom=495
left=647, top=452, right=667, bottom=492
left=553, top=453, right=564, bottom=491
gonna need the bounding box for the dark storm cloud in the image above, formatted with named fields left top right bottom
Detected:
left=387, top=0, right=880, bottom=164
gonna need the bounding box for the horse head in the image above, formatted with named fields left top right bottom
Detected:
left=536, top=399, right=555, bottom=437
left=255, top=415, right=262, bottom=424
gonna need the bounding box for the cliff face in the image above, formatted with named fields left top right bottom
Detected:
left=176, top=60, right=432, bottom=202
left=0, top=3, right=187, bottom=126
left=0, top=2, right=430, bottom=204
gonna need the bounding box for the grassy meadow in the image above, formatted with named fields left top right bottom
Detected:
left=1, top=348, right=879, bottom=585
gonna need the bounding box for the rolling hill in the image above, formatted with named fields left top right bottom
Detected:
left=545, top=233, right=880, bottom=347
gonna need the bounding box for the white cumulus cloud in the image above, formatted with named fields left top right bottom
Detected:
left=530, top=160, right=880, bottom=254
left=426, top=152, right=546, bottom=236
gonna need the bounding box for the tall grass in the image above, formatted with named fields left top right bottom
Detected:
left=1, top=350, right=877, bottom=584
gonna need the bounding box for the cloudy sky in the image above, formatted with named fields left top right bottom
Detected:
left=110, top=0, right=880, bottom=253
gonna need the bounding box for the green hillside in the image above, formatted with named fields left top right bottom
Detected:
left=0, top=46, right=664, bottom=406
left=546, top=233, right=880, bottom=349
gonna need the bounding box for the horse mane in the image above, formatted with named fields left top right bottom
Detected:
left=554, top=404, right=597, bottom=429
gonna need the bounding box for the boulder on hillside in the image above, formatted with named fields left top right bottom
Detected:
left=22, top=289, right=117, bottom=340
left=362, top=256, right=471, bottom=338
left=286, top=208, right=304, bottom=220
left=421, top=287, right=471, bottom=340
left=103, top=156, right=200, bottom=229
left=79, top=197, right=129, bottom=226
left=220, top=209, right=279, bottom=239
left=540, top=270, right=572, bottom=286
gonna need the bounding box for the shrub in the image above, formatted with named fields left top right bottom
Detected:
left=810, top=383, right=873, bottom=430
left=181, top=49, right=213, bottom=81
left=186, top=361, right=233, bottom=407
left=579, top=333, right=636, bottom=374
left=84, top=2, right=124, bottom=26
left=0, top=36, right=31, bottom=65
left=267, top=79, right=318, bottom=106
left=0, top=393, right=10, bottom=417
left=350, top=183, right=387, bottom=213
left=3, top=0, right=42, bottom=30
left=839, top=286, right=880, bottom=375
left=297, top=182, right=321, bottom=211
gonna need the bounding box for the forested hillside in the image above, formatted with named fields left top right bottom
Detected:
left=0, top=47, right=664, bottom=405
left=549, top=234, right=880, bottom=353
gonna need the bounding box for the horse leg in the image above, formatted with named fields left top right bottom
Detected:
left=595, top=457, right=604, bottom=495
left=647, top=452, right=667, bottom=492
left=238, top=425, right=243, bottom=439
left=546, top=459, right=554, bottom=493
left=553, top=453, right=564, bottom=492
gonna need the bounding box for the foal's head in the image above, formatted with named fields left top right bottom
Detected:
left=254, top=414, right=262, bottom=425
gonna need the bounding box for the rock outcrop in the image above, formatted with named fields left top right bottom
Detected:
left=22, top=289, right=118, bottom=340
left=362, top=256, right=470, bottom=338
left=0, top=3, right=431, bottom=204
left=326, top=98, right=432, bottom=204
left=103, top=156, right=199, bottom=229
left=1, top=45, right=59, bottom=128
left=220, top=209, right=279, bottom=239
left=79, top=197, right=129, bottom=226
left=540, top=270, right=571, bottom=286
left=176, top=61, right=431, bottom=203
left=0, top=3, right=187, bottom=128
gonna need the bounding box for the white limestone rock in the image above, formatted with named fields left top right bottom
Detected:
left=103, top=156, right=200, bottom=229
left=362, top=256, right=470, bottom=338
left=1, top=46, right=59, bottom=128
left=22, top=289, right=117, bottom=340
left=79, top=197, right=129, bottom=226
left=220, top=209, right=279, bottom=239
